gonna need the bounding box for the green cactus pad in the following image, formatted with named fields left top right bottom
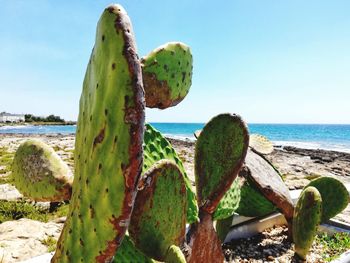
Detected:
left=52, top=5, right=145, bottom=262
left=141, top=42, right=192, bottom=109
left=129, top=160, right=187, bottom=261
left=195, top=113, right=249, bottom=213
left=293, top=186, right=322, bottom=260
left=235, top=176, right=277, bottom=217
left=113, top=235, right=155, bottom=263
left=216, top=215, right=233, bottom=242
left=249, top=134, right=274, bottom=155
left=305, top=177, right=349, bottom=222
left=164, top=245, right=187, bottom=263
left=143, top=123, right=198, bottom=223
left=11, top=139, right=73, bottom=202
left=213, top=177, right=241, bottom=220
left=243, top=150, right=294, bottom=223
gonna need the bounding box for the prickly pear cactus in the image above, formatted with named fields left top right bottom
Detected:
left=113, top=235, right=155, bottom=263
left=165, top=245, right=187, bottom=263
left=306, top=177, right=349, bottom=222
left=143, top=123, right=198, bottom=223
left=249, top=134, right=274, bottom=155
left=235, top=176, right=277, bottom=217
left=293, top=186, right=322, bottom=260
left=129, top=160, right=187, bottom=261
left=195, top=113, right=249, bottom=213
left=12, top=139, right=73, bottom=202
left=141, top=42, right=192, bottom=109
left=213, top=177, right=241, bottom=220
left=216, top=215, right=233, bottom=242
left=52, top=5, right=145, bottom=262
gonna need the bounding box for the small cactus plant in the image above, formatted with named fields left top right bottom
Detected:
left=293, top=186, right=322, bottom=260
left=305, top=176, right=349, bottom=222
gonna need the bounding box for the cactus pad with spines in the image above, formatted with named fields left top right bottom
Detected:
left=249, top=134, right=274, bottom=155
left=11, top=139, right=73, bottom=202
left=165, top=245, right=187, bottom=263
left=143, top=123, right=198, bottom=223
left=129, top=160, right=187, bottom=261
left=113, top=235, right=155, bottom=263
left=293, top=186, right=322, bottom=260
left=195, top=113, right=249, bottom=213
left=213, top=177, right=241, bottom=220
left=306, top=177, right=349, bottom=222
left=141, top=42, right=193, bottom=109
left=235, top=176, right=277, bottom=217
left=52, top=5, right=145, bottom=262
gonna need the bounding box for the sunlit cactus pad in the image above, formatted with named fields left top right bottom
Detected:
left=306, top=176, right=349, bottom=222
left=141, top=42, right=193, bottom=109
left=129, top=160, right=187, bottom=261
left=195, top=113, right=249, bottom=213
left=293, top=186, right=322, bottom=260
left=143, top=123, right=198, bottom=223
left=249, top=134, right=274, bottom=155
left=52, top=5, right=145, bottom=262
left=12, top=139, right=73, bottom=202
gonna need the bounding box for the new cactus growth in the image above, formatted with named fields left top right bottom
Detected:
left=143, top=124, right=198, bottom=223
left=187, top=113, right=249, bottom=263
left=52, top=5, right=145, bottom=262
left=141, top=42, right=193, bottom=109
left=293, top=186, right=322, bottom=260
left=129, top=160, right=187, bottom=262
left=11, top=139, right=73, bottom=202
left=305, top=177, right=349, bottom=222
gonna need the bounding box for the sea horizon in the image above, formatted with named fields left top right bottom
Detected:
left=1, top=122, right=350, bottom=153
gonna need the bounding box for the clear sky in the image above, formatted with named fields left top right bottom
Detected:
left=1, top=1, right=349, bottom=124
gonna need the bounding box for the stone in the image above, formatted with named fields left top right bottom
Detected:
left=0, top=218, right=63, bottom=262
left=0, top=184, right=22, bottom=201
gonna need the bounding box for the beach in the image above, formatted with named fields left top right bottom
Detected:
left=1, top=133, right=350, bottom=262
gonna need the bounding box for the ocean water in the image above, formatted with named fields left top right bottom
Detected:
left=1, top=123, right=350, bottom=153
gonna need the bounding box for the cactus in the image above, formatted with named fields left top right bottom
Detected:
left=195, top=114, right=249, bottom=213
left=113, top=235, right=155, bottom=263
left=216, top=214, right=233, bottom=242
left=52, top=5, right=145, bottom=262
left=129, top=160, right=187, bottom=261
left=293, top=186, right=322, bottom=260
left=235, top=176, right=277, bottom=217
left=305, top=177, right=349, bottom=222
left=249, top=134, right=274, bottom=155
left=213, top=177, right=241, bottom=221
left=143, top=123, right=198, bottom=223
left=11, top=139, right=73, bottom=202
left=187, top=113, right=249, bottom=263
left=141, top=42, right=193, bottom=109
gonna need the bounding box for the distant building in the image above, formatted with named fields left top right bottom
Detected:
left=0, top=112, right=25, bottom=123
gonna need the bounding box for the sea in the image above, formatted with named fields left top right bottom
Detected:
left=1, top=123, right=350, bottom=153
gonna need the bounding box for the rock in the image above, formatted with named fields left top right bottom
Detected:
left=0, top=183, right=22, bottom=201
left=0, top=218, right=63, bottom=262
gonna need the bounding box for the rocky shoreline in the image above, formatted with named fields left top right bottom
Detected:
left=1, top=133, right=350, bottom=262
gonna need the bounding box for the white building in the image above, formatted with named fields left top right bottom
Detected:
left=0, top=112, right=25, bottom=123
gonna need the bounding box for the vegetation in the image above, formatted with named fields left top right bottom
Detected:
left=41, top=236, right=58, bottom=253
left=0, top=200, right=69, bottom=224
left=316, top=232, right=350, bottom=262
left=24, top=114, right=65, bottom=123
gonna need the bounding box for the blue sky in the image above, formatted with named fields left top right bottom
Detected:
left=0, top=1, right=349, bottom=124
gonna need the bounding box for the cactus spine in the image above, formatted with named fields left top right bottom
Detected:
left=52, top=5, right=145, bottom=262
